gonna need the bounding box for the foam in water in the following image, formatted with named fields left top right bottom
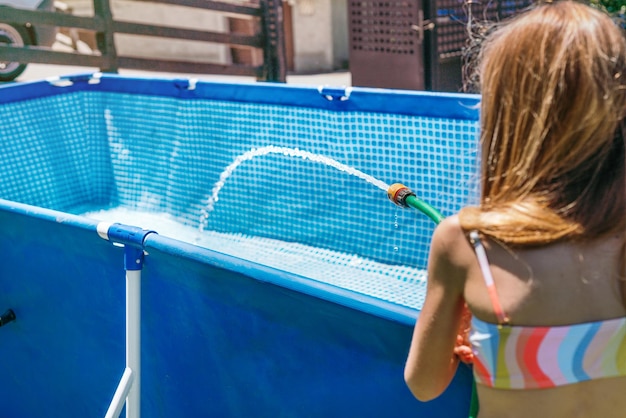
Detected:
left=83, top=207, right=428, bottom=311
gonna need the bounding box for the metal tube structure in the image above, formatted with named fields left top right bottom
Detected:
left=99, top=222, right=155, bottom=418
left=105, top=368, right=134, bottom=418
left=125, top=267, right=141, bottom=418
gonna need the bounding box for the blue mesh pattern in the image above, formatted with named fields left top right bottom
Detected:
left=0, top=93, right=113, bottom=209
left=0, top=76, right=480, bottom=311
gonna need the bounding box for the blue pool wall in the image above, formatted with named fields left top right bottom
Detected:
left=0, top=199, right=473, bottom=417
left=0, top=74, right=480, bottom=270
left=0, top=74, right=481, bottom=417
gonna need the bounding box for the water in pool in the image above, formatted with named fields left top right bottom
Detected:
left=83, top=207, right=428, bottom=311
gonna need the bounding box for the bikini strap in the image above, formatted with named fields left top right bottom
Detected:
left=469, top=231, right=510, bottom=325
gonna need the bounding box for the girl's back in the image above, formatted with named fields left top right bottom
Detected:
left=457, top=221, right=626, bottom=417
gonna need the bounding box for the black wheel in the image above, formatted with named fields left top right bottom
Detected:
left=0, top=23, right=31, bottom=82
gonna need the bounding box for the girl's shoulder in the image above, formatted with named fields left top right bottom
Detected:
left=430, top=215, right=476, bottom=273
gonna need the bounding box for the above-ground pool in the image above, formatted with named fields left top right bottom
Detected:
left=0, top=74, right=480, bottom=417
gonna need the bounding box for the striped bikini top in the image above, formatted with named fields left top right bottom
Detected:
left=467, top=231, right=626, bottom=389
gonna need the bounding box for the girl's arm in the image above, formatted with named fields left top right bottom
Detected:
left=404, top=216, right=468, bottom=401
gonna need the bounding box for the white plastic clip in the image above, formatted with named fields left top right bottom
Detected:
left=317, top=85, right=352, bottom=101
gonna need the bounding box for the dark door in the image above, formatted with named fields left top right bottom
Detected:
left=347, top=0, right=426, bottom=90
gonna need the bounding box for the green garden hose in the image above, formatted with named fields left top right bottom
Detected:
left=387, top=183, right=444, bottom=224
left=386, top=183, right=478, bottom=418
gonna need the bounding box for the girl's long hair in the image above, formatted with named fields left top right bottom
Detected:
left=459, top=1, right=626, bottom=246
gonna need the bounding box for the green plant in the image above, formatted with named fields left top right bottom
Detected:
left=590, top=0, right=626, bottom=14
left=589, top=0, right=626, bottom=26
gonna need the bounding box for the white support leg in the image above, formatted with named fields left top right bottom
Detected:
left=104, top=368, right=134, bottom=418
left=126, top=269, right=141, bottom=418
left=99, top=223, right=151, bottom=418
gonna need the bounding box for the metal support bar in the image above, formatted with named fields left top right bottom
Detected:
left=104, top=368, right=134, bottom=418
left=93, top=0, right=119, bottom=72
left=98, top=222, right=155, bottom=418
left=125, top=267, right=141, bottom=418
left=260, top=0, right=287, bottom=82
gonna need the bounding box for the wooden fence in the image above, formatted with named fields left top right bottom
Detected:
left=0, top=0, right=286, bottom=81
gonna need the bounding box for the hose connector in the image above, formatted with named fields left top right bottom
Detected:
left=387, top=183, right=416, bottom=208
left=387, top=183, right=445, bottom=224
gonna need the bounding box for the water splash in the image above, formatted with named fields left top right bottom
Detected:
left=199, top=145, right=389, bottom=232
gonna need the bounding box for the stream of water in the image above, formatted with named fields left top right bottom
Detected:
left=199, top=145, right=390, bottom=232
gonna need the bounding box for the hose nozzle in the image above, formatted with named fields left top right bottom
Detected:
left=387, top=183, right=416, bottom=208
left=387, top=183, right=444, bottom=224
